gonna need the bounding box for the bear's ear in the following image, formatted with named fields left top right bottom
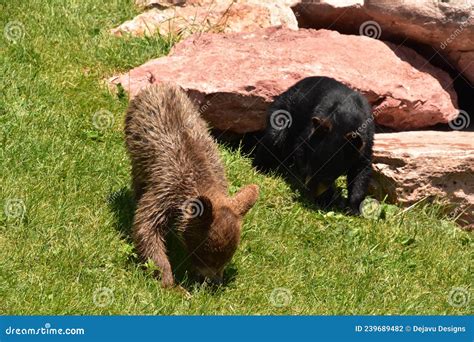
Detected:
left=345, top=132, right=365, bottom=151
left=232, top=184, right=259, bottom=217
left=182, top=196, right=213, bottom=226
left=311, top=116, right=332, bottom=133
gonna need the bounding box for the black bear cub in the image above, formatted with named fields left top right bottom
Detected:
left=253, top=76, right=374, bottom=214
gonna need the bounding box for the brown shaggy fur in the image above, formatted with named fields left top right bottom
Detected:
left=124, top=83, right=259, bottom=287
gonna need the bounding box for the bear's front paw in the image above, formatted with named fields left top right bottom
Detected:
left=346, top=205, right=361, bottom=216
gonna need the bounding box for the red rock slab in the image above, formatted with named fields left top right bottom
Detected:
left=371, top=130, right=474, bottom=226
left=109, top=27, right=459, bottom=133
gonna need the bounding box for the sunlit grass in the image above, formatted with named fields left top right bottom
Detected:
left=0, top=0, right=471, bottom=315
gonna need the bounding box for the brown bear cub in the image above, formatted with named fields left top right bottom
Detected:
left=125, top=83, right=259, bottom=288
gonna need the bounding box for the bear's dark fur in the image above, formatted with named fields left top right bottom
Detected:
left=254, top=76, right=374, bottom=214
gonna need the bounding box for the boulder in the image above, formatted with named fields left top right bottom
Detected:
left=292, top=0, right=474, bottom=84
left=109, top=27, right=458, bottom=132
left=370, top=131, right=474, bottom=227
left=111, top=0, right=298, bottom=38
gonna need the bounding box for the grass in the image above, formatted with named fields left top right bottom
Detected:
left=0, top=0, right=472, bottom=315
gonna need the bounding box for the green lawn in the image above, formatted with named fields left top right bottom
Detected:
left=0, top=0, right=472, bottom=315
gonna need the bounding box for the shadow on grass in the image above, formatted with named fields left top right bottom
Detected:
left=212, top=129, right=348, bottom=215
left=107, top=187, right=238, bottom=291
left=107, top=187, right=135, bottom=241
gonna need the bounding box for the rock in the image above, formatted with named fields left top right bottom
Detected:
left=292, top=0, right=474, bottom=84
left=370, top=131, right=474, bottom=227
left=111, top=0, right=298, bottom=38
left=109, top=27, right=459, bottom=132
